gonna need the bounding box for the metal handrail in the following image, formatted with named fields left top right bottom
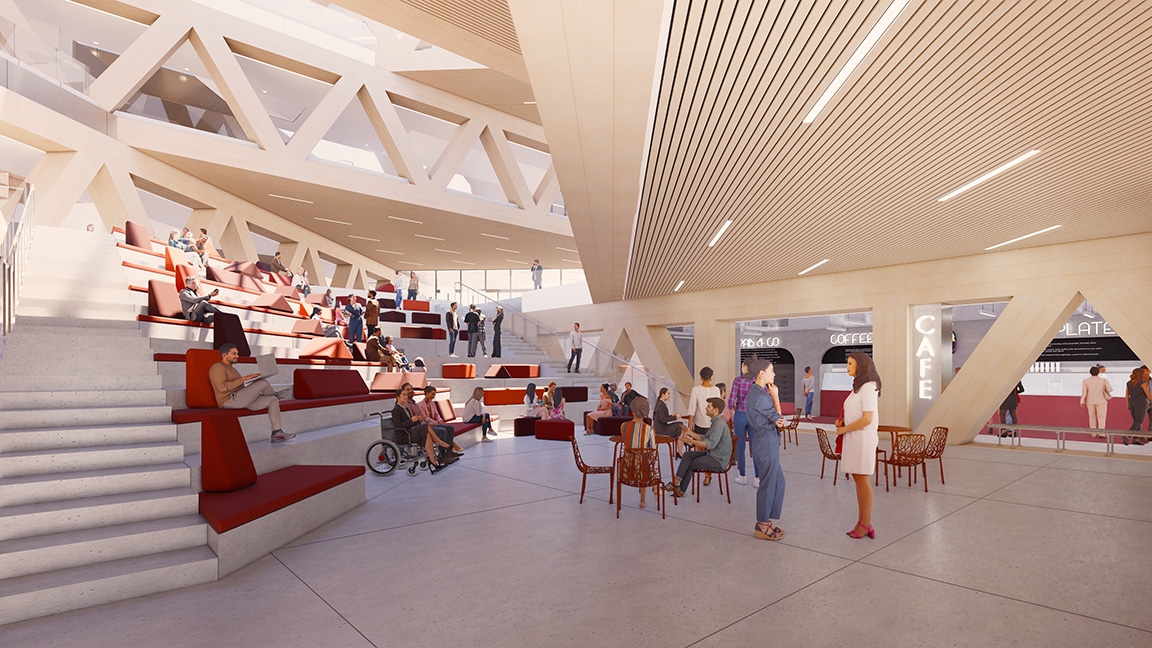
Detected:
left=1, top=182, right=35, bottom=336
left=451, top=280, right=689, bottom=397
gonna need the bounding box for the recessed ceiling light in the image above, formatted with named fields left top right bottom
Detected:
left=92, top=40, right=99, bottom=45
left=494, top=247, right=519, bottom=254
left=482, top=233, right=510, bottom=240
left=349, top=235, right=379, bottom=242
left=406, top=262, right=424, bottom=266
left=939, top=150, right=1042, bottom=202
left=707, top=220, right=733, bottom=247
left=798, top=259, right=830, bottom=275
left=561, top=259, right=581, bottom=264
left=802, top=0, right=911, bottom=123
left=674, top=280, right=685, bottom=292
left=314, top=217, right=351, bottom=225
left=523, top=101, right=536, bottom=105
left=434, top=248, right=461, bottom=254
left=984, top=224, right=1062, bottom=251
left=376, top=249, right=403, bottom=255
left=415, top=234, right=443, bottom=240
left=262, top=90, right=267, bottom=94
left=556, top=246, right=577, bottom=253
left=178, top=75, right=187, bottom=82
left=507, top=259, right=530, bottom=264
left=184, top=67, right=189, bottom=71
left=451, top=260, right=476, bottom=265
left=270, top=193, right=314, bottom=204
left=389, top=216, right=423, bottom=224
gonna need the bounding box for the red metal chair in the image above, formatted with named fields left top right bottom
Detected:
left=921, top=426, right=949, bottom=485
left=815, top=427, right=843, bottom=485
left=693, top=431, right=738, bottom=503
left=617, top=448, right=663, bottom=518
left=570, top=435, right=613, bottom=504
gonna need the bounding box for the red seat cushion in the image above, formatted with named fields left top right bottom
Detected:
left=304, top=294, right=327, bottom=305
left=198, top=464, right=365, bottom=533
left=370, top=372, right=404, bottom=392
left=436, top=399, right=457, bottom=423
left=164, top=246, right=191, bottom=272
left=442, top=364, right=475, bottom=379
left=291, top=319, right=324, bottom=335
left=186, top=348, right=222, bottom=408
left=174, top=264, right=197, bottom=294
left=562, top=386, right=589, bottom=402
left=484, top=388, right=524, bottom=406
left=124, top=220, right=150, bottom=249
left=293, top=369, right=369, bottom=399
left=212, top=312, right=251, bottom=356
left=172, top=394, right=392, bottom=423
left=411, top=312, right=440, bottom=325
left=379, top=310, right=405, bottom=323
left=298, top=337, right=353, bottom=360
left=272, top=285, right=301, bottom=299
left=535, top=419, right=574, bottom=441
left=147, top=279, right=183, bottom=319
left=514, top=417, right=538, bottom=437
left=402, top=371, right=427, bottom=389
left=594, top=416, right=630, bottom=437
left=200, top=413, right=257, bottom=492
left=224, top=261, right=262, bottom=277
left=400, top=326, right=445, bottom=340
left=500, top=365, right=539, bottom=378
left=379, top=283, right=395, bottom=293
left=402, top=300, right=430, bottom=311
left=267, top=272, right=292, bottom=286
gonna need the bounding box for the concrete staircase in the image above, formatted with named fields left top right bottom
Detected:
left=0, top=226, right=215, bottom=626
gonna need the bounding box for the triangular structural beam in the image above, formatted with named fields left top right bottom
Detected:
left=479, top=126, right=533, bottom=208
left=916, top=291, right=1083, bottom=443
left=306, top=88, right=402, bottom=179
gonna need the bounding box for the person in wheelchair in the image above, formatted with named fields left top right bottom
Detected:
left=406, top=384, right=464, bottom=455
left=393, top=384, right=459, bottom=473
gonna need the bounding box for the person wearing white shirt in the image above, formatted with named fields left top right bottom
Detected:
left=393, top=271, right=405, bottom=309
left=1081, top=365, right=1113, bottom=436
left=686, top=366, right=721, bottom=436
left=567, top=323, right=583, bottom=373
left=832, top=352, right=882, bottom=540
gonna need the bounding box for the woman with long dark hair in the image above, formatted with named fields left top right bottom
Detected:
left=1125, top=367, right=1151, bottom=445
left=833, top=352, right=881, bottom=539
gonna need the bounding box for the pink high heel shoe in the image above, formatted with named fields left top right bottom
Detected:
left=847, top=524, right=875, bottom=539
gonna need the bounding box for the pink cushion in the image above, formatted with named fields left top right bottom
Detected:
left=298, top=337, right=353, bottom=360
left=147, top=279, right=183, bottom=319
left=124, top=220, right=150, bottom=249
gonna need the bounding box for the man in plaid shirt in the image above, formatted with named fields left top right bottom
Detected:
left=728, top=359, right=759, bottom=486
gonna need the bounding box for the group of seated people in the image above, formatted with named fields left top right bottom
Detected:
left=390, top=383, right=499, bottom=471
left=524, top=382, right=568, bottom=421
left=166, top=227, right=213, bottom=268
left=583, top=382, right=643, bottom=434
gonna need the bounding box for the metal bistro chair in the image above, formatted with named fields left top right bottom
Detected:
left=878, top=433, right=927, bottom=492
left=693, top=430, right=739, bottom=503
left=781, top=411, right=801, bottom=448
left=815, top=427, right=842, bottom=485
left=921, top=426, right=949, bottom=485
left=617, top=447, right=664, bottom=519
left=570, top=434, right=613, bottom=504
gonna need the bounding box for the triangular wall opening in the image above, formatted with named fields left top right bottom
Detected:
left=389, top=92, right=466, bottom=174
left=230, top=43, right=336, bottom=145
left=308, top=91, right=401, bottom=179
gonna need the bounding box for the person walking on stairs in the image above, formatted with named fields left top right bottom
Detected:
left=567, top=323, right=583, bottom=373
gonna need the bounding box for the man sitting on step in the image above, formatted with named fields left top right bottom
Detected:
left=209, top=343, right=295, bottom=443
left=179, top=276, right=221, bottom=325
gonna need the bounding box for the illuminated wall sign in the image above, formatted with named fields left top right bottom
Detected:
left=911, top=304, right=952, bottom=429
left=828, top=332, right=873, bottom=345
left=1058, top=321, right=1115, bottom=337
left=740, top=337, right=781, bottom=348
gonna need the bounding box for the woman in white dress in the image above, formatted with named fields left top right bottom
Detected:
left=834, top=352, right=881, bottom=540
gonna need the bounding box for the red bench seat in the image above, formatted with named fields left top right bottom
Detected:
left=200, top=465, right=365, bottom=533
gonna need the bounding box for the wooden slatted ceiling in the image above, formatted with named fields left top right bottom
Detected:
left=400, top=0, right=521, bottom=53
left=627, top=0, right=1152, bottom=300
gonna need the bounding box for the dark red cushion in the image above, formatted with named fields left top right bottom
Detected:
left=379, top=310, right=405, bottom=323
left=562, top=386, right=589, bottom=402
left=147, top=279, right=183, bottom=319
left=379, top=283, right=395, bottom=293
left=293, top=369, right=368, bottom=399
left=124, top=220, right=150, bottom=249
left=172, top=393, right=392, bottom=423
left=198, top=464, right=365, bottom=533
left=213, top=312, right=251, bottom=356
left=594, top=416, right=630, bottom=437
left=514, top=417, right=538, bottom=437
left=411, top=312, right=440, bottom=325
left=535, top=419, right=574, bottom=441
left=200, top=413, right=257, bottom=492
left=501, top=365, right=539, bottom=378
left=186, top=348, right=222, bottom=408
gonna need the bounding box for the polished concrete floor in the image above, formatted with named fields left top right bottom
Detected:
left=3, top=432, right=1151, bottom=647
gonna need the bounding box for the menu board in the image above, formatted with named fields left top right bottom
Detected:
left=821, top=345, right=874, bottom=365
left=1037, top=336, right=1137, bottom=361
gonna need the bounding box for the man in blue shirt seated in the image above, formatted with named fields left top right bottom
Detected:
left=663, top=397, right=732, bottom=497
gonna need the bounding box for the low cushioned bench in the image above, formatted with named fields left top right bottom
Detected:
left=197, top=413, right=365, bottom=576
left=514, top=417, right=538, bottom=437
left=535, top=419, right=574, bottom=441
left=400, top=326, right=446, bottom=340
left=432, top=399, right=498, bottom=435
left=403, top=300, right=430, bottom=311
left=411, top=312, right=440, bottom=325
left=483, top=364, right=540, bottom=379
left=484, top=387, right=544, bottom=406
left=442, top=363, right=475, bottom=379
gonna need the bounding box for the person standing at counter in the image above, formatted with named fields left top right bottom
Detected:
left=746, top=359, right=787, bottom=541
left=802, top=366, right=816, bottom=421
left=996, top=381, right=1025, bottom=437
left=832, top=352, right=881, bottom=540
left=1081, top=365, right=1113, bottom=437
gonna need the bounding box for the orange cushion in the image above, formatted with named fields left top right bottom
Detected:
left=174, top=264, right=197, bottom=294
left=298, top=337, right=353, bottom=360
left=402, top=300, right=430, bottom=311
left=250, top=293, right=293, bottom=313
left=293, top=369, right=368, bottom=399
left=199, top=413, right=257, bottom=493
left=402, top=371, right=427, bottom=389
left=442, top=364, right=475, bottom=379
left=124, top=220, right=150, bottom=249
left=186, top=348, right=222, bottom=408
left=291, top=319, right=324, bottom=335
left=147, top=279, right=183, bottom=318
left=484, top=388, right=525, bottom=406
left=164, top=246, right=190, bottom=272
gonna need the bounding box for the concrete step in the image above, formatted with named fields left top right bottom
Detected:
left=0, top=388, right=167, bottom=410
left=0, top=545, right=217, bottom=626
left=18, top=296, right=136, bottom=315
left=0, top=405, right=172, bottom=430
left=0, top=423, right=176, bottom=452
left=0, top=442, right=186, bottom=478
left=0, top=340, right=154, bottom=367
left=0, top=515, right=207, bottom=580
left=0, top=463, right=191, bottom=507
left=0, top=374, right=162, bottom=392
left=0, top=487, right=198, bottom=541
left=16, top=283, right=135, bottom=304
left=13, top=315, right=141, bottom=331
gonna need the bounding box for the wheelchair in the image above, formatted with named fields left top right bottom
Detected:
left=365, top=411, right=430, bottom=476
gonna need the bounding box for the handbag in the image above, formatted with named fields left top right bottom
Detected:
left=834, top=406, right=845, bottom=454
